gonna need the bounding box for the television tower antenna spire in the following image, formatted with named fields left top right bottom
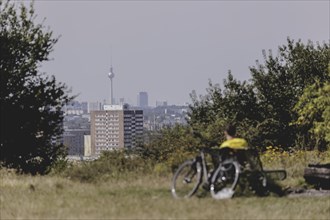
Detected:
left=108, top=48, right=115, bottom=105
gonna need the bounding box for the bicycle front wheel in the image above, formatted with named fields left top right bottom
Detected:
left=210, top=160, right=240, bottom=199
left=171, top=160, right=202, bottom=198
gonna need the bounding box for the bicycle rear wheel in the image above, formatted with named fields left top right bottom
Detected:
left=171, top=160, right=202, bottom=198
left=210, top=160, right=240, bottom=199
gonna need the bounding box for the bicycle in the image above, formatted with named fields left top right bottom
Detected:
left=171, top=148, right=240, bottom=199
left=210, top=148, right=287, bottom=199
left=171, top=147, right=287, bottom=199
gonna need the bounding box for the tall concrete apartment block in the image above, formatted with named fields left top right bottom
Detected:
left=90, top=105, right=143, bottom=156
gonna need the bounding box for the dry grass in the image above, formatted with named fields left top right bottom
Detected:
left=1, top=168, right=330, bottom=220
left=261, top=148, right=330, bottom=187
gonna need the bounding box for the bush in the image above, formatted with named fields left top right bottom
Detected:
left=140, top=125, right=200, bottom=170
left=62, top=150, right=154, bottom=183
left=153, top=163, right=171, bottom=176
left=260, top=146, right=330, bottom=186
left=293, top=68, right=330, bottom=150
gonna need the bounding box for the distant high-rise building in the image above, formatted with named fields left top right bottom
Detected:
left=63, top=128, right=90, bottom=155
left=137, top=92, right=148, bottom=108
left=90, top=105, right=143, bottom=156
left=123, top=108, right=144, bottom=149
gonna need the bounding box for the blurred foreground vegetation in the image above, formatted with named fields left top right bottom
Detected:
left=49, top=148, right=330, bottom=186
left=1, top=149, right=330, bottom=219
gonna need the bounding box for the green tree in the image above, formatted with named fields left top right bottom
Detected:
left=250, top=38, right=330, bottom=148
left=293, top=66, right=330, bottom=150
left=188, top=72, right=261, bottom=148
left=188, top=38, right=330, bottom=150
left=0, top=1, right=72, bottom=174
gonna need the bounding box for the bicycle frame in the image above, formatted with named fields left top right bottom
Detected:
left=196, top=148, right=220, bottom=186
left=197, top=150, right=210, bottom=185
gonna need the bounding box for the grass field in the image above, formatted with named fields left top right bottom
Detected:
left=1, top=168, right=330, bottom=220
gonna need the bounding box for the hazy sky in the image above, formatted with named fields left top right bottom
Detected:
left=32, top=1, right=329, bottom=106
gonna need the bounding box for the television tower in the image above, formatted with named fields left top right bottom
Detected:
left=108, top=66, right=115, bottom=105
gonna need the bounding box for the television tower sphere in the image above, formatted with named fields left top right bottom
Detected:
left=108, top=67, right=115, bottom=79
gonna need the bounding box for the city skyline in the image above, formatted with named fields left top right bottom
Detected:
left=33, top=1, right=329, bottom=106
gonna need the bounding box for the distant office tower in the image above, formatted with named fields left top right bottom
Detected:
left=123, top=108, right=144, bottom=149
left=63, top=128, right=90, bottom=155
left=90, top=105, right=143, bottom=156
left=137, top=92, right=148, bottom=108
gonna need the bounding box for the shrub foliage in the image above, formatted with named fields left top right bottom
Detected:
left=62, top=150, right=153, bottom=182
left=293, top=67, right=330, bottom=150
